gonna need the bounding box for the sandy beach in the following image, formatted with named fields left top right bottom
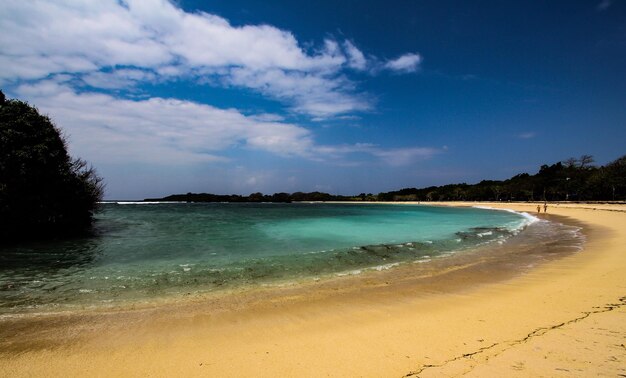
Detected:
left=1, top=202, right=624, bottom=377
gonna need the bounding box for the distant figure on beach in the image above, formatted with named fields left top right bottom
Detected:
left=544, top=202, right=548, bottom=213
left=537, top=205, right=541, bottom=213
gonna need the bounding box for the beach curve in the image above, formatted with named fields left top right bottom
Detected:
left=0, top=202, right=624, bottom=377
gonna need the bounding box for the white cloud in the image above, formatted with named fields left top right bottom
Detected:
left=14, top=82, right=438, bottom=168
left=248, top=113, right=286, bottom=122
left=2, top=0, right=435, bottom=182
left=311, top=143, right=439, bottom=166
left=385, top=53, right=422, bottom=73
left=597, top=0, right=612, bottom=11
left=369, top=147, right=438, bottom=166
left=15, top=81, right=314, bottom=164
left=344, top=41, right=368, bottom=71
left=226, top=67, right=370, bottom=119
left=0, top=0, right=425, bottom=118
left=518, top=132, right=536, bottom=139
left=82, top=69, right=157, bottom=89
left=0, top=1, right=172, bottom=75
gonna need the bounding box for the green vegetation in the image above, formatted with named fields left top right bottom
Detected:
left=151, top=154, right=625, bottom=203
left=0, top=90, right=103, bottom=241
left=377, top=154, right=626, bottom=202
left=146, top=191, right=349, bottom=203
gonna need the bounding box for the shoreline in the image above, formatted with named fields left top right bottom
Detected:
left=1, top=202, right=625, bottom=376
left=0, top=203, right=550, bottom=318
left=0, top=205, right=576, bottom=320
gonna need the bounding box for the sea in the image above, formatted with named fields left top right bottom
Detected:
left=0, top=203, right=584, bottom=315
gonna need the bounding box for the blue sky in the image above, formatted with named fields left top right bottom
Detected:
left=1, top=0, right=625, bottom=199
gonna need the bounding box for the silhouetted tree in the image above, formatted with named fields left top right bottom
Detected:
left=363, top=154, right=623, bottom=202
left=563, top=157, right=578, bottom=168
left=579, top=154, right=595, bottom=169
left=248, top=192, right=264, bottom=202
left=591, top=155, right=626, bottom=200
left=0, top=90, right=103, bottom=241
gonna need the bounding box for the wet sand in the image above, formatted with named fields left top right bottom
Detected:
left=0, top=202, right=624, bottom=376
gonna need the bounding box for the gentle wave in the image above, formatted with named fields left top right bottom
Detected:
left=472, top=205, right=539, bottom=229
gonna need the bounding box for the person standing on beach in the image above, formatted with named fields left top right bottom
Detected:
left=537, top=205, right=541, bottom=213
left=544, top=202, right=548, bottom=213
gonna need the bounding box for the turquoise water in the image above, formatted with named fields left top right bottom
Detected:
left=0, top=203, right=537, bottom=313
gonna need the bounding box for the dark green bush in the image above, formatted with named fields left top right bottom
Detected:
left=0, top=90, right=103, bottom=241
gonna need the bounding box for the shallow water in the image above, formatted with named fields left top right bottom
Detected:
left=0, top=203, right=580, bottom=314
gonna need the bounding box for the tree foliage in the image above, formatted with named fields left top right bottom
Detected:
left=149, top=153, right=625, bottom=205
left=0, top=90, right=103, bottom=241
left=148, top=191, right=351, bottom=203
left=376, top=154, right=626, bottom=202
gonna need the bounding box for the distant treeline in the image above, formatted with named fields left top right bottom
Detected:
left=146, top=191, right=351, bottom=203
left=147, top=154, right=626, bottom=203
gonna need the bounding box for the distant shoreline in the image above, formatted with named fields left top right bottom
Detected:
left=137, top=154, right=626, bottom=204
left=102, top=199, right=626, bottom=205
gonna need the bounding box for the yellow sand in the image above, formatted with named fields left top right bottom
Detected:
left=1, top=202, right=625, bottom=377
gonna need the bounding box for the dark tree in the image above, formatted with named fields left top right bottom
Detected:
left=579, top=154, right=595, bottom=169
left=563, top=157, right=578, bottom=168
left=0, top=90, right=104, bottom=241
left=591, top=155, right=626, bottom=200
left=362, top=154, right=623, bottom=203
